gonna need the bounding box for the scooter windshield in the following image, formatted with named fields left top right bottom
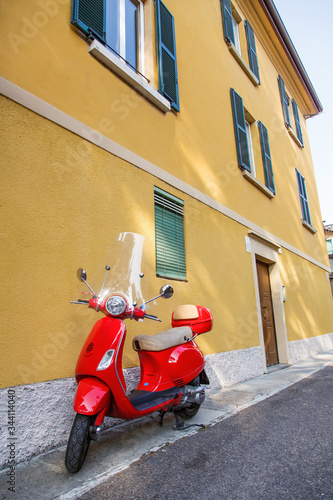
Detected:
left=76, top=232, right=145, bottom=310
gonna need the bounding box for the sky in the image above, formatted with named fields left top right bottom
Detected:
left=272, top=0, right=333, bottom=225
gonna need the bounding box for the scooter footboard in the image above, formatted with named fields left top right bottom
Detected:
left=74, top=377, right=111, bottom=416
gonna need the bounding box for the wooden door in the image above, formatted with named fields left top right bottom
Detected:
left=256, top=261, right=279, bottom=366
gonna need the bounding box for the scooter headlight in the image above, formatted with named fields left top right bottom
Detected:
left=105, top=295, right=127, bottom=316
left=97, top=349, right=115, bottom=371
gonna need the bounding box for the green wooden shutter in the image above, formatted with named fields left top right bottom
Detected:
left=278, top=75, right=290, bottom=127
left=230, top=89, right=251, bottom=172
left=154, top=188, right=186, bottom=280
left=155, top=0, right=179, bottom=111
left=245, top=21, right=260, bottom=82
left=258, top=121, right=275, bottom=194
left=296, top=169, right=311, bottom=224
left=292, top=99, right=304, bottom=146
left=221, top=0, right=235, bottom=45
left=71, top=0, right=106, bottom=42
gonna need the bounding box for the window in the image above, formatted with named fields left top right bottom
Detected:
left=221, top=0, right=234, bottom=45
left=154, top=187, right=186, bottom=280
left=326, top=238, right=333, bottom=255
left=230, top=89, right=275, bottom=196
left=155, top=0, right=180, bottom=111
left=71, top=0, right=179, bottom=111
left=106, top=0, right=143, bottom=71
left=296, top=169, right=312, bottom=226
left=230, top=88, right=251, bottom=172
left=278, top=75, right=304, bottom=147
left=71, top=0, right=143, bottom=70
left=258, top=121, right=275, bottom=194
left=221, top=0, right=260, bottom=84
left=292, top=99, right=304, bottom=146
left=244, top=21, right=260, bottom=83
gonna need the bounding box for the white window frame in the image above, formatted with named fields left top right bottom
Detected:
left=245, top=120, right=256, bottom=176
left=106, top=0, right=145, bottom=74
left=232, top=15, right=241, bottom=54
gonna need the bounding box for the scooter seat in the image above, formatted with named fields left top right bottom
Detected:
left=132, top=326, right=193, bottom=352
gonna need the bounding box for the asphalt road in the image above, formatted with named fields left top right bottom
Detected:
left=80, top=365, right=333, bottom=500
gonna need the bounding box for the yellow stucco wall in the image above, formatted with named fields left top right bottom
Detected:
left=0, top=96, right=256, bottom=387
left=280, top=252, right=333, bottom=342
left=1, top=1, right=332, bottom=389
left=1, top=96, right=333, bottom=388
left=0, top=0, right=327, bottom=265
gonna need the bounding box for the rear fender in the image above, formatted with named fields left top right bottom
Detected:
left=73, top=377, right=111, bottom=416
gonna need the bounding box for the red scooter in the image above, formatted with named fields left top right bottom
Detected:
left=65, top=233, right=213, bottom=473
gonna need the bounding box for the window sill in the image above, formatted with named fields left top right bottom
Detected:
left=88, top=39, right=171, bottom=113
left=227, top=41, right=260, bottom=86
left=242, top=171, right=275, bottom=198
left=287, top=126, right=304, bottom=148
left=302, top=219, right=317, bottom=234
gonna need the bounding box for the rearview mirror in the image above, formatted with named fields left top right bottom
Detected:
left=160, top=284, right=174, bottom=299
left=77, top=268, right=87, bottom=282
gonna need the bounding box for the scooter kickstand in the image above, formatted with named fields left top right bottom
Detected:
left=159, top=410, right=167, bottom=427
left=173, top=411, right=206, bottom=431
left=173, top=411, right=185, bottom=430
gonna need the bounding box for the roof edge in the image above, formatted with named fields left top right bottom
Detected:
left=260, top=0, right=323, bottom=114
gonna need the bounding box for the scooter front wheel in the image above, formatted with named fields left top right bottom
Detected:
left=65, top=413, right=94, bottom=473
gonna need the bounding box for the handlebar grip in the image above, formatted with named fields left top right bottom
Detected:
left=143, top=314, right=162, bottom=322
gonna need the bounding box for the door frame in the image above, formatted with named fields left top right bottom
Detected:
left=247, top=231, right=289, bottom=371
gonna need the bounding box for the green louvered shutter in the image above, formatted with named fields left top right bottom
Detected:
left=296, top=169, right=311, bottom=224
left=278, top=75, right=290, bottom=127
left=258, top=122, right=275, bottom=194
left=71, top=0, right=106, bottom=42
left=292, top=99, right=304, bottom=146
left=155, top=0, right=179, bottom=111
left=154, top=188, right=186, bottom=280
left=245, top=21, right=260, bottom=82
left=230, top=89, right=251, bottom=172
left=221, top=0, right=235, bottom=45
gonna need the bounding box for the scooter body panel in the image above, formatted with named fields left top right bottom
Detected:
left=168, top=340, right=205, bottom=385
left=74, top=316, right=205, bottom=421
left=75, top=316, right=126, bottom=393
left=73, top=376, right=111, bottom=415
left=136, top=340, right=205, bottom=391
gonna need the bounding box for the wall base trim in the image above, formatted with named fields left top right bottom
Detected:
left=288, top=332, right=333, bottom=365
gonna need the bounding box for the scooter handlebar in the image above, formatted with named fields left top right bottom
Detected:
left=70, top=301, right=162, bottom=322
left=143, top=314, right=162, bottom=322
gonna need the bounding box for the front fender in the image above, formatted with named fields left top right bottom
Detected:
left=73, top=377, right=111, bottom=415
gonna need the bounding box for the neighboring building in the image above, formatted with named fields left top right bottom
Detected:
left=324, top=223, right=333, bottom=295
left=1, top=0, right=332, bottom=464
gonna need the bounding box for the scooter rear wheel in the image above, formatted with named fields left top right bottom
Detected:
left=175, top=403, right=200, bottom=420
left=65, top=413, right=94, bottom=473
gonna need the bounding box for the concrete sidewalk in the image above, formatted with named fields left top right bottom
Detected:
left=1, top=351, right=332, bottom=500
